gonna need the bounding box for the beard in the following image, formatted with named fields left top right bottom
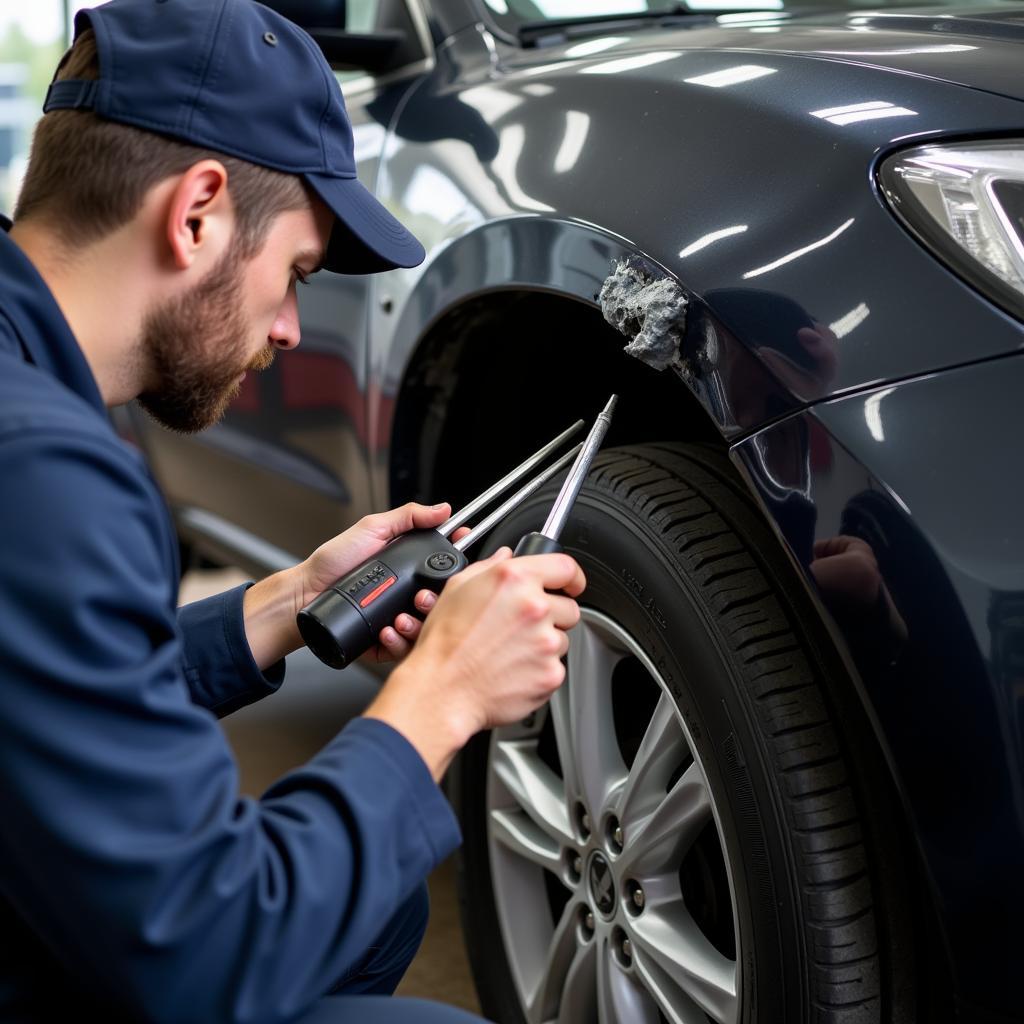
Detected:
left=137, top=243, right=276, bottom=434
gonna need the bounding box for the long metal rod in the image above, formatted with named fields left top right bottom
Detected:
left=438, top=419, right=585, bottom=538
left=453, top=444, right=583, bottom=552
left=541, top=394, right=618, bottom=542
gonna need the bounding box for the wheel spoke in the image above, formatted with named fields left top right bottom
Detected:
left=490, top=808, right=564, bottom=874
left=616, top=692, right=689, bottom=829
left=549, top=684, right=580, bottom=812
left=597, top=937, right=660, bottom=1024
left=493, top=738, right=574, bottom=845
left=617, top=762, right=711, bottom=878
left=564, top=622, right=629, bottom=816
left=629, top=899, right=738, bottom=1024
left=527, top=902, right=583, bottom=1024
left=555, top=939, right=597, bottom=1024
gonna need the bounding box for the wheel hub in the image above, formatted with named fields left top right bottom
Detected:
left=587, top=851, right=616, bottom=918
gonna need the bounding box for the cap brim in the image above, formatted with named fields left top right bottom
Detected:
left=305, top=172, right=425, bottom=275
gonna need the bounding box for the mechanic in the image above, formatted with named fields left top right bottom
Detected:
left=0, top=1, right=585, bottom=1022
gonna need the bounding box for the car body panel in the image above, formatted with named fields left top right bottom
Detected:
left=378, top=16, right=1024, bottom=404
left=733, top=352, right=1024, bottom=1021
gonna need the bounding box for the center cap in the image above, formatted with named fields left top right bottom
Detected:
left=588, top=852, right=616, bottom=918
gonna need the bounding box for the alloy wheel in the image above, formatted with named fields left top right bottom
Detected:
left=486, top=609, right=740, bottom=1024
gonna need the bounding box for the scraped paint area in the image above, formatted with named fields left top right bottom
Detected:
left=599, top=257, right=688, bottom=372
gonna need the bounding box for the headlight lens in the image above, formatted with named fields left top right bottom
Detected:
left=879, top=141, right=1024, bottom=322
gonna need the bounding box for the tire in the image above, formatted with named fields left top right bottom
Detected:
left=450, top=442, right=906, bottom=1024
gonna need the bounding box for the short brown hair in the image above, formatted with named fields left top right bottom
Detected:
left=15, top=30, right=309, bottom=257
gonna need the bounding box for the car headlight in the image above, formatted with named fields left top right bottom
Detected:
left=879, top=141, right=1024, bottom=322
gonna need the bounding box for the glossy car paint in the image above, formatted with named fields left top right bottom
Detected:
left=134, top=4, right=1024, bottom=1018
left=733, top=353, right=1024, bottom=1021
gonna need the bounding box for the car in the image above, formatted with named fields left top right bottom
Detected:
left=122, top=0, right=1024, bottom=1020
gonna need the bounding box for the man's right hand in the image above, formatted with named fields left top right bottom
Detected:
left=362, top=547, right=586, bottom=781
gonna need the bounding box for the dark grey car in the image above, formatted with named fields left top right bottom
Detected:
left=127, top=0, right=1024, bottom=1020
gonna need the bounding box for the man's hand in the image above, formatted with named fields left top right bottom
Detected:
left=300, top=502, right=469, bottom=664
left=242, top=502, right=466, bottom=669
left=364, top=548, right=586, bottom=780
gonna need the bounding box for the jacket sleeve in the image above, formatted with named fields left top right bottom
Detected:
left=177, top=585, right=286, bottom=717
left=0, top=428, right=461, bottom=1024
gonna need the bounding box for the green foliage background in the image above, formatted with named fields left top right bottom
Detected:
left=0, top=23, right=63, bottom=120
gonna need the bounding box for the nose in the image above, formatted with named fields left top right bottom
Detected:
left=269, top=284, right=301, bottom=350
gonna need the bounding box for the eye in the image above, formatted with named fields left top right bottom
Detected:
left=293, top=268, right=311, bottom=287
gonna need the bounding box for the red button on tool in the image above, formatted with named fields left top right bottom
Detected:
left=360, top=575, right=397, bottom=607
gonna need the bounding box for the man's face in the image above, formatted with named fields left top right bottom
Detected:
left=138, top=199, right=331, bottom=434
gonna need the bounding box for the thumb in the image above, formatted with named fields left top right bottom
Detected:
left=363, top=502, right=451, bottom=541
left=457, top=545, right=513, bottom=582
left=410, top=502, right=453, bottom=530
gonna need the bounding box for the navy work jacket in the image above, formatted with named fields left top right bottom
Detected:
left=0, top=221, right=460, bottom=1023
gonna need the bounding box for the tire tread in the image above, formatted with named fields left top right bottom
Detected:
left=588, top=443, right=881, bottom=1023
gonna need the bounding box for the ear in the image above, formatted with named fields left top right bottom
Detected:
left=164, top=160, right=231, bottom=271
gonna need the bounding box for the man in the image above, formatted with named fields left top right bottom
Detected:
left=0, top=1, right=584, bottom=1022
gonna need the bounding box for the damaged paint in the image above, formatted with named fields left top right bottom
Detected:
left=598, top=257, right=688, bottom=372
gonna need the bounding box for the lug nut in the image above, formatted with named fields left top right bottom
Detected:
left=579, top=907, right=595, bottom=941
left=606, top=816, right=623, bottom=853
left=612, top=926, right=633, bottom=966
left=627, top=880, right=645, bottom=914
left=565, top=849, right=582, bottom=883
left=585, top=911, right=595, bottom=931
left=575, top=803, right=591, bottom=840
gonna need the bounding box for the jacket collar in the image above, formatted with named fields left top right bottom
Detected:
left=0, top=215, right=106, bottom=417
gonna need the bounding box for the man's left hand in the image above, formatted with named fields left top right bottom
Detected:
left=299, top=502, right=470, bottom=664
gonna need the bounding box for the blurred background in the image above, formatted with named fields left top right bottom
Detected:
left=0, top=1, right=480, bottom=1011
left=0, top=3, right=89, bottom=211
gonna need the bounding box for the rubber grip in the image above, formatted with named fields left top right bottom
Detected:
left=514, top=532, right=563, bottom=557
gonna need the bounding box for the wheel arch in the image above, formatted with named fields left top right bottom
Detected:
left=387, top=286, right=725, bottom=513
left=379, top=217, right=725, bottom=512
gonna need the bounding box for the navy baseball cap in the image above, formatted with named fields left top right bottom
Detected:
left=44, top=0, right=425, bottom=274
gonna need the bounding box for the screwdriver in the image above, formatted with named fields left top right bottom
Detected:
left=513, top=394, right=616, bottom=557
left=297, top=396, right=617, bottom=669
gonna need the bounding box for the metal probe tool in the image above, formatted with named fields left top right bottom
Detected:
left=297, top=397, right=617, bottom=669
left=513, top=394, right=617, bottom=557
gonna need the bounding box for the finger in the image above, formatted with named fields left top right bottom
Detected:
left=414, top=589, right=438, bottom=614
left=451, top=526, right=471, bottom=543
left=455, top=546, right=514, bottom=583
left=514, top=553, right=587, bottom=597
left=410, top=502, right=453, bottom=530
left=556, top=628, right=571, bottom=658
left=548, top=594, right=581, bottom=631
left=378, top=625, right=412, bottom=660
left=363, top=502, right=452, bottom=542
left=394, top=612, right=423, bottom=643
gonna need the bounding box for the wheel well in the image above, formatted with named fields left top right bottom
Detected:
left=389, top=289, right=722, bottom=510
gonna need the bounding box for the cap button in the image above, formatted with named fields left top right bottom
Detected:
left=263, top=31, right=278, bottom=46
